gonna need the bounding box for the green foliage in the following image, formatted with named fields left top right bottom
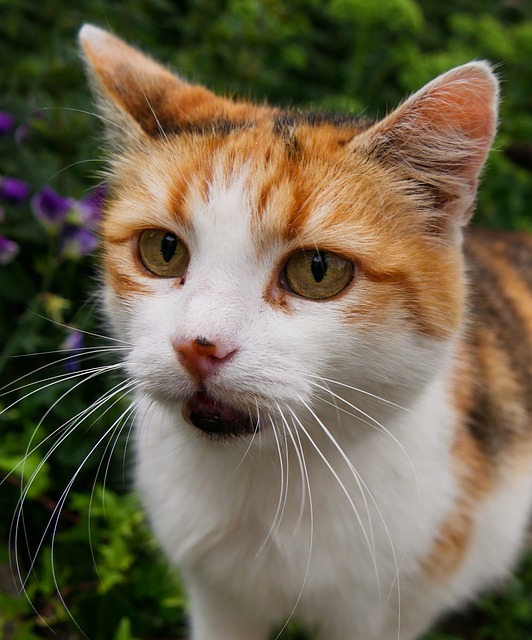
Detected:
left=1, top=1, right=532, bottom=639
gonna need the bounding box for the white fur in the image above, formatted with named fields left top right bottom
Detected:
left=107, top=167, right=532, bottom=640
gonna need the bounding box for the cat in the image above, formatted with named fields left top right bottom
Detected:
left=78, top=24, right=532, bottom=640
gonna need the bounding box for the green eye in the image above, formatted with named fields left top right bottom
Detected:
left=138, top=229, right=189, bottom=278
left=283, top=250, right=354, bottom=300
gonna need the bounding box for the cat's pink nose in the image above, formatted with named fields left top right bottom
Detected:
left=174, top=337, right=236, bottom=387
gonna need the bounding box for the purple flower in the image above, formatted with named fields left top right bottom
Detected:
left=0, top=177, right=31, bottom=203
left=76, top=184, right=107, bottom=230
left=61, top=329, right=85, bottom=372
left=60, top=225, right=99, bottom=258
left=0, top=235, right=20, bottom=265
left=31, top=186, right=73, bottom=228
left=0, top=112, right=15, bottom=136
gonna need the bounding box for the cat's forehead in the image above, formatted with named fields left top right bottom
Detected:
left=130, top=118, right=400, bottom=251
left=103, top=115, right=421, bottom=289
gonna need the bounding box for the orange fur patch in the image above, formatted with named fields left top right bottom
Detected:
left=423, top=422, right=492, bottom=581
left=103, top=245, right=150, bottom=297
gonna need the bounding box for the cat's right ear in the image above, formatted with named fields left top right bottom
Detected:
left=355, top=62, right=499, bottom=235
left=78, top=25, right=221, bottom=143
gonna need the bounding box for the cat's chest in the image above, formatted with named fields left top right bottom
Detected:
left=134, top=397, right=453, bottom=582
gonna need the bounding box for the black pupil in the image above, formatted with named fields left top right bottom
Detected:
left=161, top=233, right=177, bottom=262
left=311, top=251, right=328, bottom=282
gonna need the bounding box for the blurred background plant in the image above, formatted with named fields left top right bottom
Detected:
left=1, top=1, right=532, bottom=639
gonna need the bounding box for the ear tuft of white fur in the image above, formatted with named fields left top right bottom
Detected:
left=421, top=60, right=500, bottom=132
left=79, top=24, right=112, bottom=54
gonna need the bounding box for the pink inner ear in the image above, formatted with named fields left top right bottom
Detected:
left=415, top=72, right=497, bottom=142
left=373, top=62, right=499, bottom=153
left=356, top=63, right=498, bottom=230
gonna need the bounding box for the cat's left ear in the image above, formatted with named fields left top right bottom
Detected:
left=79, top=25, right=225, bottom=142
left=357, top=62, right=499, bottom=232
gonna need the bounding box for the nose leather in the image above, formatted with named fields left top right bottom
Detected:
left=174, top=337, right=235, bottom=387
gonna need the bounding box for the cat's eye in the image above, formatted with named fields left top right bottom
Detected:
left=138, top=229, right=189, bottom=278
left=283, top=250, right=354, bottom=300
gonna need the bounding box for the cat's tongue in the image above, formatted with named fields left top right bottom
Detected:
left=183, top=391, right=255, bottom=437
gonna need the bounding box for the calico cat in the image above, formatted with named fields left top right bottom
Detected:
left=79, top=24, right=532, bottom=640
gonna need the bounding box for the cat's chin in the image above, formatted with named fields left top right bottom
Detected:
left=182, top=390, right=258, bottom=439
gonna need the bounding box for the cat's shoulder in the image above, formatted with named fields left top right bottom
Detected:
left=458, top=227, right=532, bottom=463
left=465, top=226, right=532, bottom=273
left=463, top=227, right=532, bottom=328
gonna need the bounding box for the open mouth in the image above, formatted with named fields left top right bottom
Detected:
left=182, top=390, right=258, bottom=437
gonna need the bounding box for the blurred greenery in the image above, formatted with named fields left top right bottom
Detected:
left=1, top=0, right=532, bottom=639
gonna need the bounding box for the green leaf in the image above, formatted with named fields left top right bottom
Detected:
left=113, top=617, right=136, bottom=640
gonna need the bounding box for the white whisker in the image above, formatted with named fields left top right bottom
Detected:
left=272, top=407, right=314, bottom=640
left=309, top=380, right=419, bottom=496
left=42, top=106, right=142, bottom=145
left=24, top=311, right=133, bottom=345
left=231, top=399, right=261, bottom=476
left=255, top=414, right=289, bottom=557
left=1, top=349, right=126, bottom=396
left=277, top=405, right=307, bottom=536
left=45, top=390, right=138, bottom=640
left=309, top=374, right=411, bottom=413
left=1, top=364, right=125, bottom=493
left=45, top=158, right=104, bottom=183
left=9, top=345, right=126, bottom=359
left=87, top=393, right=140, bottom=578
left=298, top=395, right=405, bottom=635
left=290, top=402, right=377, bottom=569
left=12, top=378, right=138, bottom=588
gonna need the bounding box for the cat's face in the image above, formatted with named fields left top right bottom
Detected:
left=80, top=26, right=497, bottom=440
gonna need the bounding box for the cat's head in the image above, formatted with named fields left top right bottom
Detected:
left=79, top=25, right=498, bottom=441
